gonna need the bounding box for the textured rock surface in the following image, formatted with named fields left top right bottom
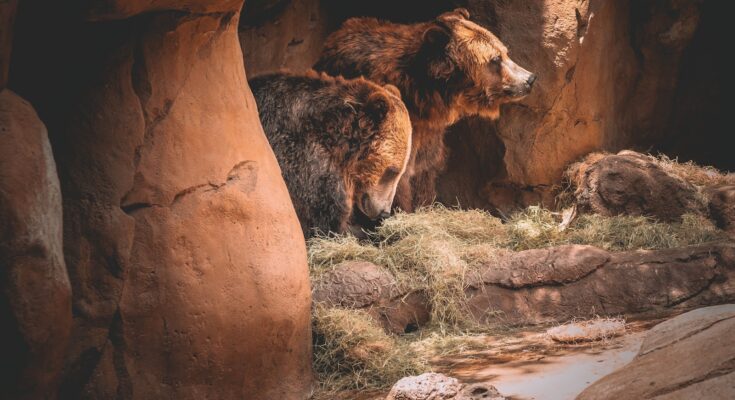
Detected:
left=708, top=185, right=735, bottom=236
left=438, top=0, right=713, bottom=211
left=467, top=244, right=735, bottom=325
left=577, top=304, right=735, bottom=400
left=386, top=373, right=506, bottom=400
left=10, top=1, right=313, bottom=398
left=568, top=151, right=704, bottom=221
left=0, top=89, right=71, bottom=400
left=313, top=261, right=430, bottom=334
left=239, top=0, right=330, bottom=76
left=313, top=261, right=397, bottom=308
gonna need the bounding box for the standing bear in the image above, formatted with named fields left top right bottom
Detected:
left=314, top=8, right=536, bottom=211
left=250, top=71, right=412, bottom=237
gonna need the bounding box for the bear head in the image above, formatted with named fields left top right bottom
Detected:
left=334, top=82, right=412, bottom=222
left=418, top=8, right=537, bottom=120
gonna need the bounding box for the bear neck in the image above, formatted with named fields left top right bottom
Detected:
left=390, top=23, right=467, bottom=135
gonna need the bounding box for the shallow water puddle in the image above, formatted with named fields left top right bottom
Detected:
left=443, top=330, right=645, bottom=400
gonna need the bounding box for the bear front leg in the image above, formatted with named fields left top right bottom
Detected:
left=393, top=174, right=415, bottom=213
left=410, top=169, right=439, bottom=209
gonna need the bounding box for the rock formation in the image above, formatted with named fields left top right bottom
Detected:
left=386, top=373, right=506, bottom=400
left=467, top=243, right=735, bottom=325
left=316, top=244, right=735, bottom=329
left=7, top=0, right=314, bottom=398
left=577, top=304, right=735, bottom=399
left=0, top=89, right=72, bottom=400
left=567, top=151, right=705, bottom=221
left=313, top=261, right=430, bottom=334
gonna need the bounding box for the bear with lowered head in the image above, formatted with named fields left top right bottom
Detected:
left=250, top=71, right=412, bottom=237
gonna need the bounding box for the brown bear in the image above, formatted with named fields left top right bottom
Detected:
left=249, top=71, right=412, bottom=237
left=314, top=8, right=536, bottom=211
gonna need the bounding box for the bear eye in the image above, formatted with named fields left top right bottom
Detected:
left=379, top=167, right=401, bottom=184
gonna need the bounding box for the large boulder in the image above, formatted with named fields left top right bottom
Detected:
left=10, top=1, right=313, bottom=398
left=467, top=243, right=735, bottom=325
left=313, top=261, right=431, bottom=334
left=577, top=304, right=735, bottom=399
left=567, top=151, right=705, bottom=221
left=0, top=89, right=72, bottom=400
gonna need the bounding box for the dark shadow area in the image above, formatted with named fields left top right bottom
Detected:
left=656, top=0, right=733, bottom=172
left=437, top=117, right=507, bottom=210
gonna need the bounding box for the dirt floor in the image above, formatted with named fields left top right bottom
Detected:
left=449, top=331, right=644, bottom=400
left=332, top=321, right=661, bottom=400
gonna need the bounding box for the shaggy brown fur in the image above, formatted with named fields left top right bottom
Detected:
left=314, top=8, right=536, bottom=211
left=250, top=71, right=412, bottom=236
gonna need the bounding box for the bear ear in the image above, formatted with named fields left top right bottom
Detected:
left=437, top=8, right=470, bottom=23
left=421, top=25, right=456, bottom=81
left=383, top=84, right=402, bottom=99
left=422, top=24, right=451, bottom=49
left=365, top=92, right=391, bottom=127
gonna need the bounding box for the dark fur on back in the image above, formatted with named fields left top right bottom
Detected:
left=314, top=8, right=535, bottom=210
left=250, top=71, right=411, bottom=236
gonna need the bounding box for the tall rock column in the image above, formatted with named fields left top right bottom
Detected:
left=1, top=1, right=72, bottom=398
left=66, top=7, right=312, bottom=400
left=9, top=0, right=313, bottom=398
left=0, top=88, right=72, bottom=399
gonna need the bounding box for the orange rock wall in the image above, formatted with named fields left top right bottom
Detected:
left=6, top=1, right=314, bottom=398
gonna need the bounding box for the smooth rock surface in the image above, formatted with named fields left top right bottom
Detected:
left=0, top=89, right=71, bottom=400
left=9, top=3, right=314, bottom=398
left=577, top=304, right=735, bottom=399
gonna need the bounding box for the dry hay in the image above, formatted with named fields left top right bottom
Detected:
left=311, top=306, right=426, bottom=394
left=308, top=202, right=728, bottom=393
left=652, top=154, right=735, bottom=188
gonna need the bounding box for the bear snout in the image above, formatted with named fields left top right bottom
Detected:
left=502, top=58, right=536, bottom=98
left=360, top=192, right=393, bottom=221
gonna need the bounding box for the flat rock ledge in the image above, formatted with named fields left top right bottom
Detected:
left=577, top=304, right=735, bottom=399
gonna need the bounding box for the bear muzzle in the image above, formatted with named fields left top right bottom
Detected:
left=502, top=59, right=536, bottom=99
left=360, top=192, right=393, bottom=221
